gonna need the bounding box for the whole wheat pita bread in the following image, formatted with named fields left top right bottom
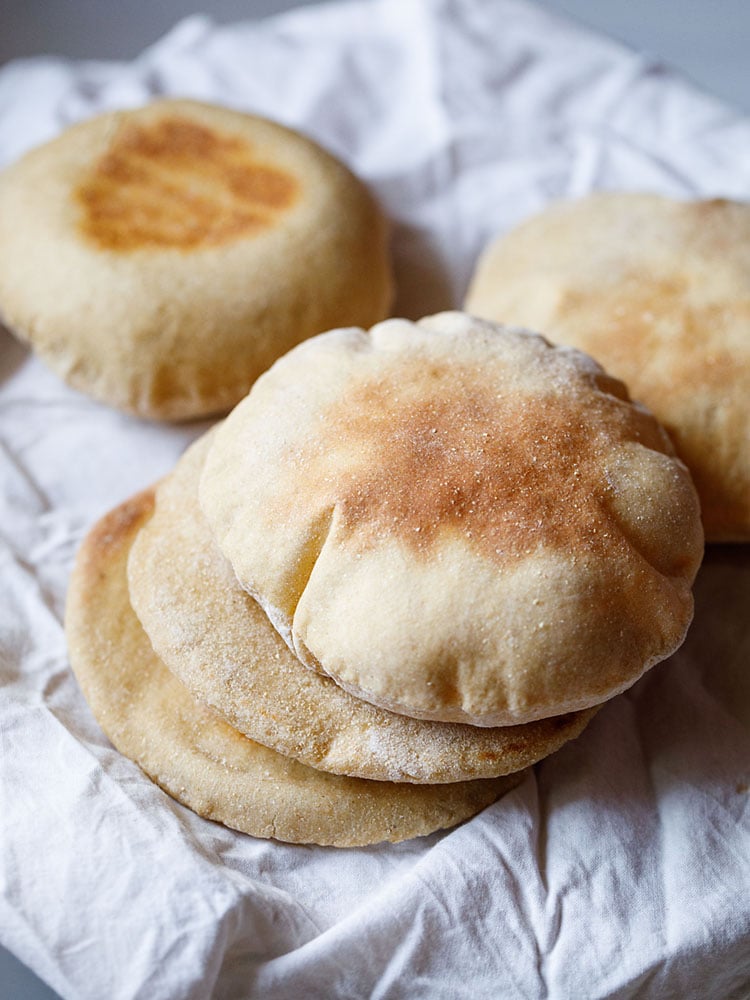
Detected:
left=66, top=489, right=521, bottom=847
left=200, top=312, right=703, bottom=727
left=465, top=193, right=750, bottom=541
left=0, top=99, right=392, bottom=419
left=128, top=432, right=595, bottom=783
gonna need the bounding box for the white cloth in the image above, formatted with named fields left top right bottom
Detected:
left=0, top=2, right=749, bottom=997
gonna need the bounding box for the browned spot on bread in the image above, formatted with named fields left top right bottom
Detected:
left=556, top=275, right=750, bottom=532
left=558, top=276, right=745, bottom=394
left=71, top=494, right=154, bottom=615
left=551, top=271, right=732, bottom=392
left=76, top=117, right=298, bottom=251
left=86, top=489, right=155, bottom=559
left=298, top=360, right=668, bottom=564
left=71, top=489, right=156, bottom=612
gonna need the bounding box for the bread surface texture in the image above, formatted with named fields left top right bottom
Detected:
left=66, top=487, right=520, bottom=847
left=465, top=193, right=750, bottom=540
left=0, top=99, right=392, bottom=419
left=129, top=432, right=595, bottom=783
left=200, top=312, right=704, bottom=726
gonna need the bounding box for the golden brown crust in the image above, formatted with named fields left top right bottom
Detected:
left=465, top=193, right=750, bottom=541
left=128, top=432, right=596, bottom=784
left=65, top=488, right=522, bottom=847
left=0, top=99, right=393, bottom=420
left=302, top=361, right=672, bottom=570
left=200, top=313, right=703, bottom=726
left=76, top=116, right=299, bottom=251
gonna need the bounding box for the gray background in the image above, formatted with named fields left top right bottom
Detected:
left=0, top=2, right=747, bottom=997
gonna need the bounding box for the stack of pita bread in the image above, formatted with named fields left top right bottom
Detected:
left=66, top=312, right=704, bottom=846
left=8, top=99, right=719, bottom=847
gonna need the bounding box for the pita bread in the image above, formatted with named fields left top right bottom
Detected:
left=200, top=312, right=703, bottom=727
left=128, top=432, right=596, bottom=784
left=465, top=193, right=750, bottom=541
left=66, top=489, right=521, bottom=847
left=0, top=99, right=392, bottom=419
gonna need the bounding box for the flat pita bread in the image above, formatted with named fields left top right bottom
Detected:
left=0, top=99, right=392, bottom=419
left=200, top=312, right=703, bottom=727
left=128, top=432, right=595, bottom=783
left=465, top=193, right=750, bottom=541
left=66, top=489, right=521, bottom=847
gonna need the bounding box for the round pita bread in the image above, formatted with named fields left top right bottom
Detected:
left=66, top=489, right=521, bottom=847
left=0, top=99, right=392, bottom=420
left=128, top=432, right=595, bottom=783
left=200, top=312, right=703, bottom=727
left=464, top=193, right=750, bottom=541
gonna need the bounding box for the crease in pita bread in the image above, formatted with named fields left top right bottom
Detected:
left=66, top=487, right=523, bottom=847
left=129, top=432, right=596, bottom=784
left=200, top=313, right=703, bottom=728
